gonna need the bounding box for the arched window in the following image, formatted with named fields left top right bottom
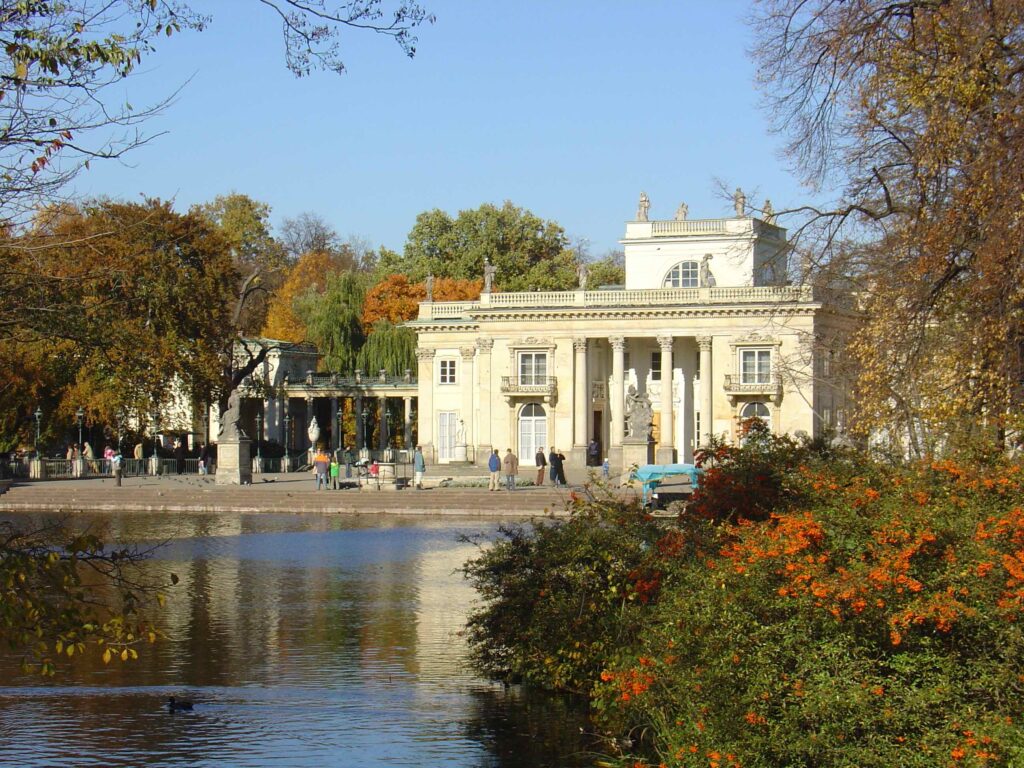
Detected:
left=663, top=261, right=699, bottom=288
left=741, top=401, right=770, bottom=422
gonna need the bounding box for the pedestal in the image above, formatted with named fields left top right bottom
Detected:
left=216, top=440, right=252, bottom=485
left=621, top=438, right=653, bottom=471
left=655, top=446, right=677, bottom=464
left=448, top=443, right=471, bottom=466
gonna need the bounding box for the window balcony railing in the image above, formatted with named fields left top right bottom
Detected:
left=723, top=373, right=782, bottom=397
left=500, top=375, right=558, bottom=396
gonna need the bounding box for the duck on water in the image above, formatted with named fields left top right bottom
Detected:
left=167, top=696, right=194, bottom=712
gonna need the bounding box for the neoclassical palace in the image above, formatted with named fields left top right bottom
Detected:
left=222, top=197, right=854, bottom=471
left=407, top=197, right=854, bottom=470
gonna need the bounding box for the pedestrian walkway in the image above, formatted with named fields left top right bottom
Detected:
left=0, top=469, right=637, bottom=517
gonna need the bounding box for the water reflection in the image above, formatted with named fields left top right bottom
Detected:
left=0, top=513, right=592, bottom=767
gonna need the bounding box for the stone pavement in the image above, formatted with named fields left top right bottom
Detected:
left=0, top=465, right=639, bottom=517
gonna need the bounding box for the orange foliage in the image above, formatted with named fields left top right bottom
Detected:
left=361, top=274, right=482, bottom=327
left=262, top=251, right=344, bottom=342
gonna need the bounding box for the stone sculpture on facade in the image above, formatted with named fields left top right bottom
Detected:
left=307, top=415, right=320, bottom=446
left=674, top=201, right=688, bottom=221
left=733, top=187, right=746, bottom=217
left=637, top=191, right=650, bottom=221
left=425, top=273, right=434, bottom=302
left=762, top=198, right=775, bottom=224
left=624, top=385, right=653, bottom=439
left=700, top=253, right=715, bottom=287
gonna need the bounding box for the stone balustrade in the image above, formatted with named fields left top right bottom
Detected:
left=417, top=285, right=819, bottom=320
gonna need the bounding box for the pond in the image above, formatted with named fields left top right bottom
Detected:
left=0, top=513, right=594, bottom=767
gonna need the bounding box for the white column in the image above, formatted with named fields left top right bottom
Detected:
left=460, top=345, right=476, bottom=455
left=658, top=335, right=674, bottom=451
left=573, top=337, right=588, bottom=450
left=697, top=335, right=713, bottom=445
left=330, top=397, right=339, bottom=451
left=378, top=396, right=387, bottom=451
left=609, top=336, right=625, bottom=449
left=476, top=338, right=494, bottom=453
left=415, top=348, right=435, bottom=459
left=403, top=396, right=412, bottom=448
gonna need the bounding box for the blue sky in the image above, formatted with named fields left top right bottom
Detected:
left=72, top=0, right=812, bottom=257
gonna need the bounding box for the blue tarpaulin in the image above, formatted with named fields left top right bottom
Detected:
left=632, top=463, right=703, bottom=505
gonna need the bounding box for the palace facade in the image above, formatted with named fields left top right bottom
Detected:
left=407, top=203, right=854, bottom=470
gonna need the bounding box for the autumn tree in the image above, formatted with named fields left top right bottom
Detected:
left=753, top=0, right=1024, bottom=454
left=262, top=250, right=353, bottom=342
left=361, top=273, right=482, bottom=326
left=4, top=199, right=237, bottom=431
left=381, top=202, right=574, bottom=292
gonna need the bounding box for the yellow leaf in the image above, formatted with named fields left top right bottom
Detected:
left=66, top=645, right=74, bottom=658
left=102, top=648, right=111, bottom=664
left=120, top=649, right=128, bottom=662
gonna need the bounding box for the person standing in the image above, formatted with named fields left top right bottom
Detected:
left=487, top=449, right=501, bottom=491
left=503, top=448, right=519, bottom=491
left=173, top=437, right=185, bottom=475
left=111, top=449, right=123, bottom=487
left=313, top=447, right=330, bottom=490
left=535, top=447, right=547, bottom=486
left=413, top=446, right=426, bottom=489
left=342, top=445, right=354, bottom=478
left=330, top=455, right=340, bottom=489
left=587, top=439, right=600, bottom=467
left=550, top=448, right=566, bottom=487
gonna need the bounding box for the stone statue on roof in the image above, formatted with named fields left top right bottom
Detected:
left=674, top=202, right=688, bottom=221
left=637, top=191, right=650, bottom=222
left=483, top=258, right=496, bottom=293
left=734, top=187, right=746, bottom=217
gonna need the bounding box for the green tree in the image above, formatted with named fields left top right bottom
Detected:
left=297, top=270, right=367, bottom=372
left=585, top=250, right=625, bottom=289
left=396, top=202, right=573, bottom=291
left=357, top=321, right=416, bottom=377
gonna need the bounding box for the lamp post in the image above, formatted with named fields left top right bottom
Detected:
left=283, top=411, right=291, bottom=467
left=151, top=411, right=160, bottom=460
left=337, top=407, right=344, bottom=453
left=75, top=406, right=84, bottom=452
left=361, top=408, right=370, bottom=453
left=255, top=411, right=263, bottom=465
left=34, top=407, right=42, bottom=459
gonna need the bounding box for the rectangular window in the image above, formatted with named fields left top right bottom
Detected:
left=519, top=352, right=547, bottom=385
left=439, top=359, right=457, bottom=384
left=740, top=349, right=772, bottom=385
left=650, top=351, right=662, bottom=382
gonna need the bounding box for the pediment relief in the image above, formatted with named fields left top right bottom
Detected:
left=729, top=331, right=781, bottom=349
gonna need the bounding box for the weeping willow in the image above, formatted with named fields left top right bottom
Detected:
left=357, top=321, right=416, bottom=377
left=296, top=271, right=366, bottom=372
